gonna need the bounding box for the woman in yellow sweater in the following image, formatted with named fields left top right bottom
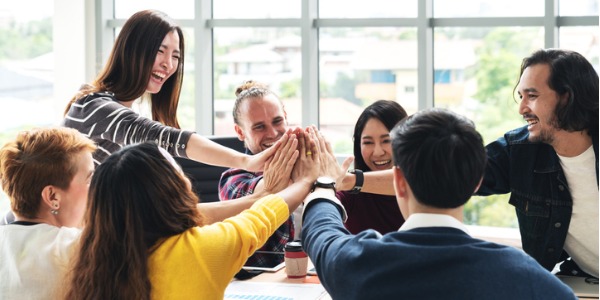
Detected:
left=65, top=132, right=318, bottom=299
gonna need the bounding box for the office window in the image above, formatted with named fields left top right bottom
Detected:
left=434, top=70, right=451, bottom=84
left=213, top=0, right=301, bottom=19
left=213, top=28, right=302, bottom=136
left=433, top=26, right=545, bottom=228
left=319, top=0, right=417, bottom=18
left=0, top=1, right=54, bottom=136
left=0, top=0, right=55, bottom=212
left=559, top=27, right=599, bottom=69
left=319, top=27, right=418, bottom=154
left=176, top=28, right=197, bottom=131
left=434, top=0, right=544, bottom=17
left=371, top=70, right=396, bottom=83
left=434, top=27, right=543, bottom=142
left=115, top=0, right=194, bottom=19
left=559, top=0, right=599, bottom=16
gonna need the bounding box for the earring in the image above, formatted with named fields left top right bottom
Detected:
left=50, top=202, right=59, bottom=215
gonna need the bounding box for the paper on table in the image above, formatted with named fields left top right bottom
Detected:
left=557, top=275, right=599, bottom=298
left=225, top=281, right=327, bottom=300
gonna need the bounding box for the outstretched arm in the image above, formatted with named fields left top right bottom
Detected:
left=198, top=191, right=270, bottom=224
left=306, top=126, right=395, bottom=196
left=338, top=169, right=395, bottom=195
left=198, top=132, right=303, bottom=223
left=186, top=133, right=281, bottom=172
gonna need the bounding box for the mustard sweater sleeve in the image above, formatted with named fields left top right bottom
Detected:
left=148, top=194, right=289, bottom=300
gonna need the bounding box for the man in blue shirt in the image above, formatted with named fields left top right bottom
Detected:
left=301, top=108, right=576, bottom=299
left=477, top=49, right=599, bottom=278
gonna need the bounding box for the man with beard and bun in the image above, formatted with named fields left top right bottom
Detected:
left=477, top=49, right=599, bottom=279
left=219, top=81, right=396, bottom=276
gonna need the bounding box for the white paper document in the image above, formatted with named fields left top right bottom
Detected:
left=225, top=281, right=327, bottom=300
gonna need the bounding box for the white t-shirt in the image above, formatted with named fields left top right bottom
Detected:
left=0, top=223, right=81, bottom=300
left=559, top=145, right=599, bottom=278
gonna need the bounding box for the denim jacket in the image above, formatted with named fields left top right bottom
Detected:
left=477, top=125, right=599, bottom=271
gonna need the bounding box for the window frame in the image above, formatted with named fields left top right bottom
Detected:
left=96, top=0, right=598, bottom=135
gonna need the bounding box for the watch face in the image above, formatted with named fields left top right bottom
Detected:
left=317, top=176, right=335, bottom=185
left=312, top=176, right=336, bottom=192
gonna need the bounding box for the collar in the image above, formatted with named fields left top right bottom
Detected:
left=398, top=213, right=470, bottom=235
left=9, top=221, right=41, bottom=226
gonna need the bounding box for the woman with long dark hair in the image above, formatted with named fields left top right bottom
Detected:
left=63, top=10, right=277, bottom=171
left=336, top=100, right=408, bottom=234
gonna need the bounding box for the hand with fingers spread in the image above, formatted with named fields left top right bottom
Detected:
left=306, top=126, right=349, bottom=183
left=243, top=137, right=283, bottom=172
left=291, top=127, right=319, bottom=185
left=262, top=131, right=298, bottom=194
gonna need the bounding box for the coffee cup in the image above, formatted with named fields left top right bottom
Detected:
left=284, top=241, right=308, bottom=278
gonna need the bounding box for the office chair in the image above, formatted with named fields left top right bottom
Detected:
left=174, top=136, right=246, bottom=203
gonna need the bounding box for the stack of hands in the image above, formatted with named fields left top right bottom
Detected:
left=261, top=126, right=354, bottom=195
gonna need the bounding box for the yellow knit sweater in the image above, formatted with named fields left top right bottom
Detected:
left=148, top=195, right=289, bottom=299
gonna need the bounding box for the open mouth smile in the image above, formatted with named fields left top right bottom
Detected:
left=152, top=71, right=167, bottom=82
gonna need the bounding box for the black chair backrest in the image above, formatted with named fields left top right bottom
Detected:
left=174, top=136, right=246, bottom=203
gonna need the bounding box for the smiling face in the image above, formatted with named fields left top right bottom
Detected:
left=147, top=30, right=181, bottom=94
left=234, top=94, right=288, bottom=154
left=517, top=63, right=565, bottom=145
left=360, top=117, right=393, bottom=171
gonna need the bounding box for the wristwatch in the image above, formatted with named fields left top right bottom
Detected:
left=311, top=176, right=336, bottom=192
left=348, top=169, right=363, bottom=194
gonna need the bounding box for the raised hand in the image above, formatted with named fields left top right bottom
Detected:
left=262, top=131, right=298, bottom=194
left=244, top=134, right=283, bottom=172
left=291, top=126, right=319, bottom=185
left=306, top=126, right=346, bottom=182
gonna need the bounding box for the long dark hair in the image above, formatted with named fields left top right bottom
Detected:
left=515, top=49, right=599, bottom=137
left=65, top=9, right=185, bottom=128
left=353, top=100, right=407, bottom=171
left=65, top=142, right=203, bottom=299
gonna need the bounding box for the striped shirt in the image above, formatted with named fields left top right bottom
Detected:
left=62, top=92, right=193, bottom=165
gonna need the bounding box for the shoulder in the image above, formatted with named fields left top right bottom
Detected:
left=68, top=91, right=125, bottom=117
left=486, top=125, right=552, bottom=157
left=221, top=168, right=261, bottom=178
left=220, top=168, right=263, bottom=188
left=487, top=126, right=530, bottom=148
left=503, top=126, right=531, bottom=144
left=75, top=91, right=117, bottom=105
left=1, top=224, right=80, bottom=255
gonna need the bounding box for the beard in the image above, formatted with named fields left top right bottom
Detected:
left=528, top=127, right=555, bottom=144
left=527, top=109, right=561, bottom=145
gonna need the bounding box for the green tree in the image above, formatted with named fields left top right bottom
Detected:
left=0, top=18, right=52, bottom=61
left=280, top=78, right=301, bottom=98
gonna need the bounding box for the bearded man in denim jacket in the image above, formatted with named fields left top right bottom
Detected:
left=477, top=49, right=598, bottom=278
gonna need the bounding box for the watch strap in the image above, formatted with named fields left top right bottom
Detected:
left=349, top=169, right=363, bottom=194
